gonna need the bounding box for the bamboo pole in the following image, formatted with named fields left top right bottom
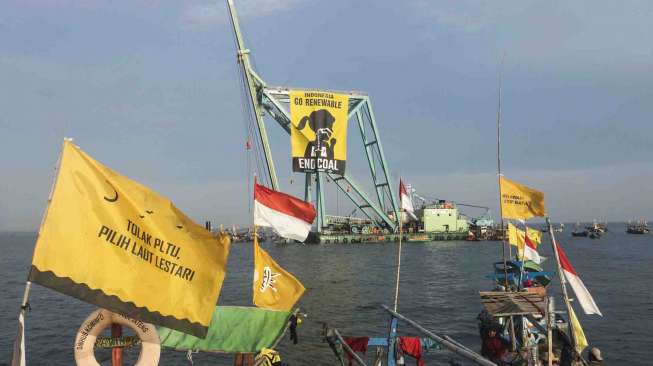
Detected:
left=11, top=138, right=68, bottom=363
left=546, top=217, right=578, bottom=350
left=382, top=305, right=497, bottom=366
left=333, top=328, right=369, bottom=366
left=393, top=208, right=403, bottom=312
left=547, top=296, right=554, bottom=366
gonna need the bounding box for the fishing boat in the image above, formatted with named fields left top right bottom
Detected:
left=626, top=220, right=649, bottom=234
left=571, top=223, right=588, bottom=237
left=476, top=70, right=601, bottom=366
left=588, top=230, right=601, bottom=239
left=586, top=222, right=603, bottom=239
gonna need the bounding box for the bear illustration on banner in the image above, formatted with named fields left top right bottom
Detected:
left=290, top=91, right=349, bottom=175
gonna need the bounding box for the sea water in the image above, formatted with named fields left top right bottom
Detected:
left=1, top=225, right=651, bottom=365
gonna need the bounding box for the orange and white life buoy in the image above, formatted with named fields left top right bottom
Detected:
left=74, top=309, right=160, bottom=366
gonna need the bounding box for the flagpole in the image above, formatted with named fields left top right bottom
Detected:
left=12, top=138, right=68, bottom=364
left=393, top=209, right=403, bottom=312
left=546, top=217, right=579, bottom=353
left=495, top=53, right=510, bottom=288
left=494, top=54, right=519, bottom=352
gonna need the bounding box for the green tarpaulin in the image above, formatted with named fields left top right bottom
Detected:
left=158, top=306, right=293, bottom=353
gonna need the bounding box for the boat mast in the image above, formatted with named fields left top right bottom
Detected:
left=226, top=0, right=279, bottom=190
left=495, top=53, right=509, bottom=282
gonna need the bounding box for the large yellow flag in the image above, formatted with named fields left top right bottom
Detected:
left=500, top=176, right=546, bottom=219
left=253, top=237, right=305, bottom=311
left=29, top=140, right=231, bottom=337
left=569, top=306, right=589, bottom=354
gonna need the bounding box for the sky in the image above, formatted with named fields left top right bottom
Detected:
left=1, top=0, right=652, bottom=231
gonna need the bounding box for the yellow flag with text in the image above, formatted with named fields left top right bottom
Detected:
left=29, top=140, right=231, bottom=337
left=253, top=237, right=305, bottom=311
left=500, top=176, right=546, bottom=220
left=569, top=306, right=589, bottom=354
left=290, top=90, right=349, bottom=175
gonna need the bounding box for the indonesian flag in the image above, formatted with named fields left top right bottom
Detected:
left=523, top=231, right=541, bottom=264
left=254, top=181, right=316, bottom=242
left=399, top=179, right=414, bottom=214
left=554, top=237, right=602, bottom=316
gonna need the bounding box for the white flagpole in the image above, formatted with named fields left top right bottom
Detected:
left=12, top=138, right=69, bottom=365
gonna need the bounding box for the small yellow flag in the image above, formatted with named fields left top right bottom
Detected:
left=252, top=237, right=305, bottom=311
left=507, top=223, right=542, bottom=260
left=569, top=306, right=589, bottom=354
left=507, top=223, right=541, bottom=248
left=500, top=176, right=546, bottom=220
left=29, top=140, right=231, bottom=337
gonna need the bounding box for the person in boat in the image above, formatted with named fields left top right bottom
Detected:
left=481, top=327, right=509, bottom=364
left=587, top=347, right=605, bottom=365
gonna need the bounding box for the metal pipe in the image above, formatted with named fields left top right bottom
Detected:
left=226, top=0, right=279, bottom=190
left=382, top=305, right=497, bottom=366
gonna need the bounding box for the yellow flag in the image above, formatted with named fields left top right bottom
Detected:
left=29, top=140, right=230, bottom=337
left=253, top=237, right=305, bottom=311
left=526, top=227, right=542, bottom=246
left=508, top=222, right=525, bottom=249
left=569, top=306, right=589, bottom=354
left=500, top=176, right=546, bottom=219
left=507, top=223, right=542, bottom=258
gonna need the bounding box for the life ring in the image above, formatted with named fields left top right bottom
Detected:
left=74, top=308, right=160, bottom=366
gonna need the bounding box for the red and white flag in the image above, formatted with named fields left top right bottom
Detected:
left=523, top=232, right=541, bottom=264
left=399, top=179, right=414, bottom=215
left=254, top=181, right=316, bottom=242
left=554, top=237, right=602, bottom=316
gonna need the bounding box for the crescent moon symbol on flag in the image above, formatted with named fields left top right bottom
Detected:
left=103, top=180, right=118, bottom=202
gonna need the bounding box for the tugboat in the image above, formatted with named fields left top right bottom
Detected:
left=626, top=220, right=650, bottom=234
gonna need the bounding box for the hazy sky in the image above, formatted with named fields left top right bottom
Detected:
left=1, top=0, right=652, bottom=231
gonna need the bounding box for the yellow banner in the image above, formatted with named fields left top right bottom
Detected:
left=253, top=237, right=305, bottom=311
left=290, top=90, right=349, bottom=175
left=29, top=140, right=231, bottom=337
left=500, top=176, right=546, bottom=220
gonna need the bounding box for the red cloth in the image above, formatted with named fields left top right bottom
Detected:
left=399, top=337, right=424, bottom=366
left=481, top=336, right=507, bottom=362
left=343, top=337, right=369, bottom=366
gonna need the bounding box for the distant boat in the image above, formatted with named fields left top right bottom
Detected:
left=626, top=220, right=649, bottom=234
left=583, top=221, right=603, bottom=239
left=571, top=223, right=588, bottom=237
